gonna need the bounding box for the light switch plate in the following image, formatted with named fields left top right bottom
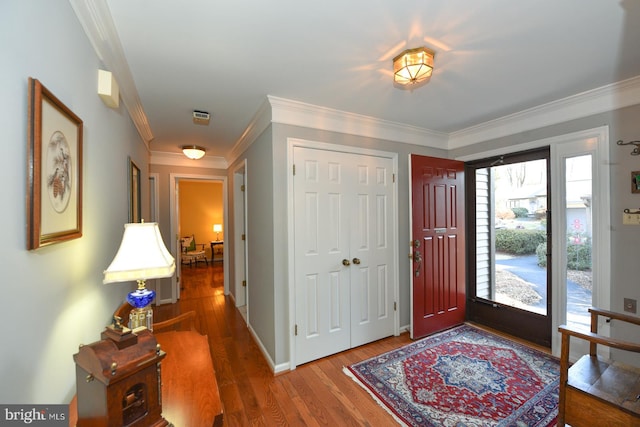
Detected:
left=623, top=213, right=640, bottom=225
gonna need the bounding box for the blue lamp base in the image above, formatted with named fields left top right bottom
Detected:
left=126, top=280, right=156, bottom=330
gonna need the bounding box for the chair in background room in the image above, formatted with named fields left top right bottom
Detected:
left=180, top=235, right=208, bottom=267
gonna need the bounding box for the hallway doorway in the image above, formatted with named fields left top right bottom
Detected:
left=169, top=173, right=228, bottom=303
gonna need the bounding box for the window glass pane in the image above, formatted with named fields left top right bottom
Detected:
left=565, top=155, right=592, bottom=330
left=475, top=159, right=548, bottom=315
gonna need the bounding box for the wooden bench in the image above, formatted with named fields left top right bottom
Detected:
left=558, top=307, right=640, bottom=426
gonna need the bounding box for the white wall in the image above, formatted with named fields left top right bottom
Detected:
left=0, top=0, right=148, bottom=404
left=243, top=127, right=277, bottom=359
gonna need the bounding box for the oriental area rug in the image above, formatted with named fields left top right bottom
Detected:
left=344, top=324, right=559, bottom=426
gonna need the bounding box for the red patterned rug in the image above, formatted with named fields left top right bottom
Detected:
left=344, top=324, right=559, bottom=426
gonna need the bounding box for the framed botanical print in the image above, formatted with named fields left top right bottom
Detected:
left=129, top=158, right=141, bottom=223
left=27, top=78, right=83, bottom=250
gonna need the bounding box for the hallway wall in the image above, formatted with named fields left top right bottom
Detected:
left=1, top=0, right=148, bottom=404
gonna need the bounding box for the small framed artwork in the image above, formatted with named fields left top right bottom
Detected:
left=128, top=158, right=141, bottom=223
left=633, top=171, right=640, bottom=194
left=27, top=78, right=83, bottom=250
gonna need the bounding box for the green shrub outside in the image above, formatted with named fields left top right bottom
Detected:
left=511, top=207, right=529, bottom=218
left=495, top=229, right=546, bottom=255
left=536, top=242, right=548, bottom=267
left=536, top=236, right=592, bottom=271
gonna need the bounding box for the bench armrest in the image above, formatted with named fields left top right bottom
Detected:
left=558, top=324, right=640, bottom=353
left=588, top=307, right=640, bottom=327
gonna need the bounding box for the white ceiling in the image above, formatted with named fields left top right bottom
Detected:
left=81, top=0, right=640, bottom=160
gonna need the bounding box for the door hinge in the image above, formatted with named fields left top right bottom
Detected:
left=394, top=302, right=397, bottom=311
left=242, top=280, right=247, bottom=287
left=294, top=324, right=298, bottom=336
left=241, top=184, right=245, bottom=192
left=293, top=164, right=296, bottom=175
left=393, top=173, right=396, bottom=183
left=241, top=233, right=246, bottom=241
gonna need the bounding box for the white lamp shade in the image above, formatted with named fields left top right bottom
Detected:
left=103, top=222, right=175, bottom=284
left=213, top=224, right=222, bottom=233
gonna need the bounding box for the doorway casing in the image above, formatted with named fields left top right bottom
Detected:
left=231, top=160, right=249, bottom=322
left=169, top=173, right=229, bottom=303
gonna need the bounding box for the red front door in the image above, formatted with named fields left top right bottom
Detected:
left=411, top=155, right=466, bottom=339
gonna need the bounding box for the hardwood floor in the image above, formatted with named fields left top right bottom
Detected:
left=154, top=262, right=410, bottom=426
left=155, top=262, right=552, bottom=426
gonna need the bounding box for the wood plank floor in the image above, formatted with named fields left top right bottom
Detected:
left=155, top=262, right=408, bottom=426
left=155, top=262, right=551, bottom=426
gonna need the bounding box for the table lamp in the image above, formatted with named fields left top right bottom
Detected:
left=213, top=223, right=222, bottom=241
left=103, top=221, right=175, bottom=330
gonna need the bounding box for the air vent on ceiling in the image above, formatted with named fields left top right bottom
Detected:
left=193, top=110, right=210, bottom=125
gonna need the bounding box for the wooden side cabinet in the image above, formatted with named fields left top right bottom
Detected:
left=70, top=329, right=223, bottom=427
left=73, top=325, right=168, bottom=427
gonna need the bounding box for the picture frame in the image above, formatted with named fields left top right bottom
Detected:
left=128, top=158, right=141, bottom=223
left=27, top=78, right=83, bottom=250
left=633, top=171, right=640, bottom=194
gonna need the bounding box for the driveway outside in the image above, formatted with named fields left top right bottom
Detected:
left=496, top=254, right=592, bottom=329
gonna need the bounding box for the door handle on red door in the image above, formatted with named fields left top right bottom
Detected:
left=413, top=250, right=422, bottom=277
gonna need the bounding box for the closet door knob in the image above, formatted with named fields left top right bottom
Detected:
left=342, top=259, right=351, bottom=266
left=352, top=258, right=361, bottom=265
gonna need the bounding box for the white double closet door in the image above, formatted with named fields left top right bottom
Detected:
left=293, top=146, right=396, bottom=365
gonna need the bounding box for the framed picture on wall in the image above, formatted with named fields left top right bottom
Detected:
left=129, top=158, right=141, bottom=223
left=27, top=78, right=83, bottom=250
left=632, top=171, right=640, bottom=194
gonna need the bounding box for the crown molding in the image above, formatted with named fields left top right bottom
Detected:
left=267, top=96, right=449, bottom=148
left=226, top=98, right=272, bottom=166
left=72, top=1, right=640, bottom=160
left=150, top=151, right=228, bottom=169
left=448, top=75, right=640, bottom=150
left=227, top=96, right=449, bottom=165
left=69, top=0, right=154, bottom=145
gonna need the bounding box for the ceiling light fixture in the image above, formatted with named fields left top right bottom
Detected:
left=393, top=47, right=435, bottom=88
left=182, top=145, right=206, bottom=160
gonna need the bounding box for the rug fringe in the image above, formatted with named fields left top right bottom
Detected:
left=343, top=366, right=409, bottom=427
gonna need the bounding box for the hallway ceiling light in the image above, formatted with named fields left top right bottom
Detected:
left=182, top=145, right=206, bottom=160
left=393, top=47, right=435, bottom=88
